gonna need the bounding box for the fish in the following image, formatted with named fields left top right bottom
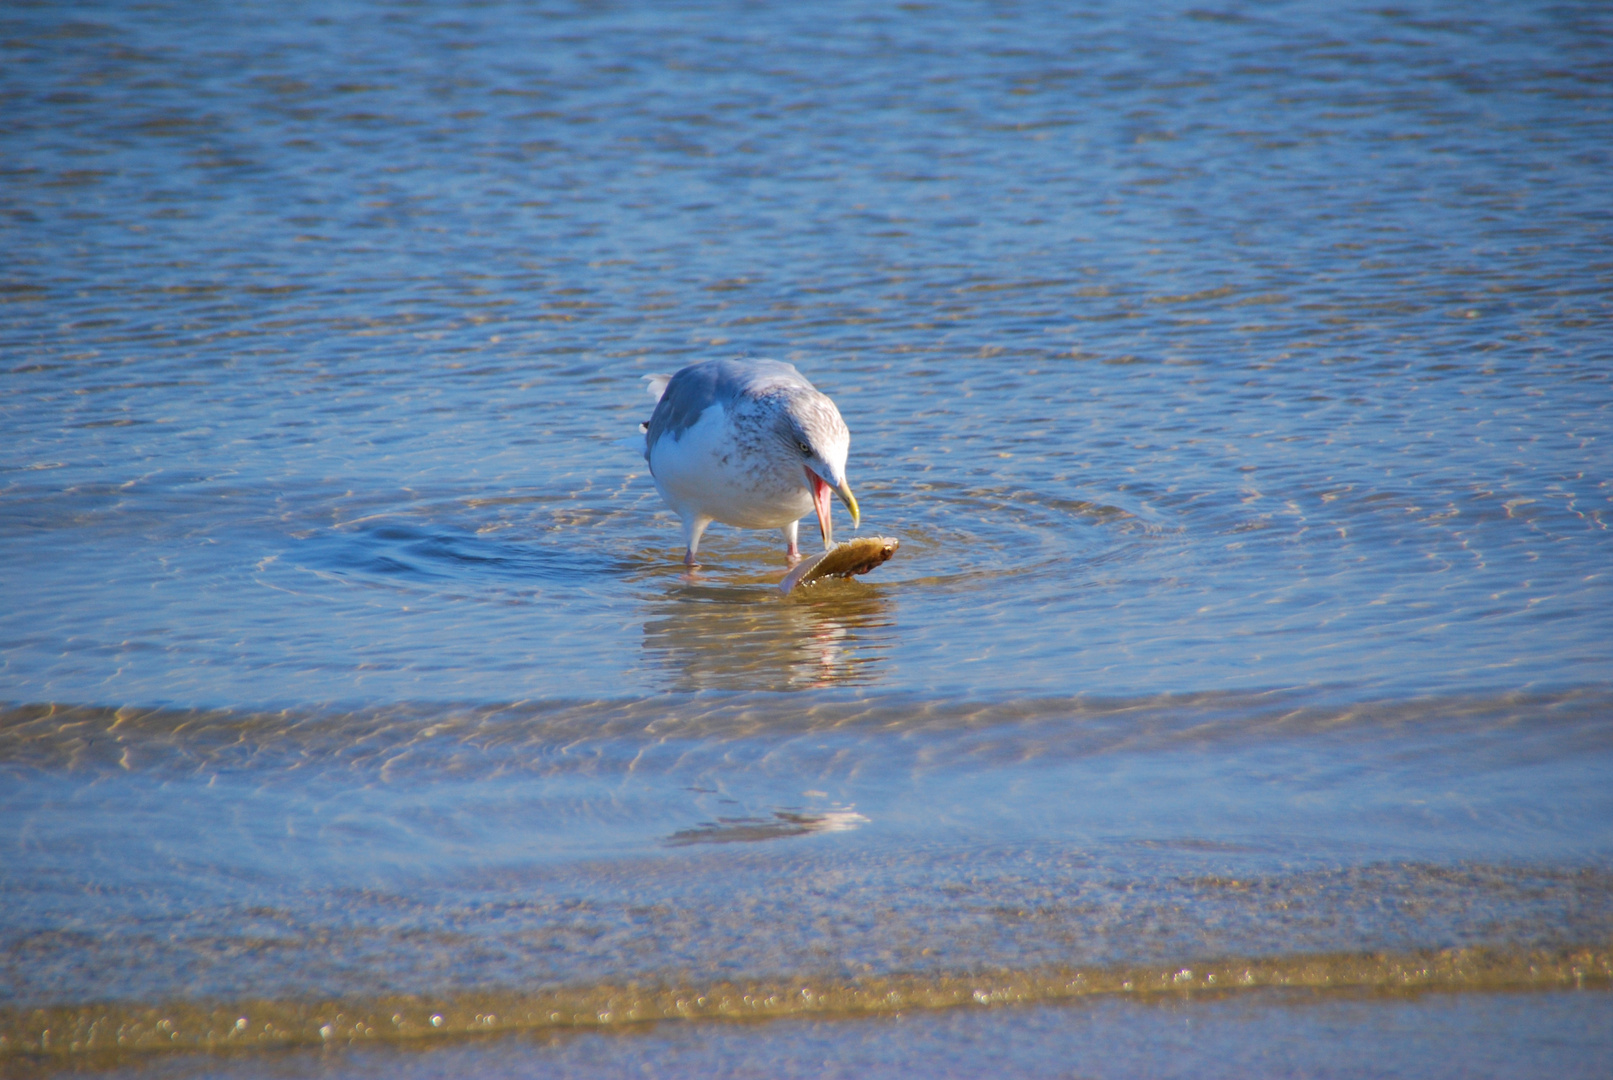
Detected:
left=779, top=536, right=899, bottom=596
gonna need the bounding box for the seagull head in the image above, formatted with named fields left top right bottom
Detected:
left=777, top=389, right=858, bottom=545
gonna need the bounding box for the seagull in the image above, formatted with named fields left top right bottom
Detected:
left=640, top=358, right=859, bottom=567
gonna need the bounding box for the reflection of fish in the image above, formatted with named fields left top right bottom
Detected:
left=664, top=809, right=870, bottom=847
left=780, top=536, right=900, bottom=595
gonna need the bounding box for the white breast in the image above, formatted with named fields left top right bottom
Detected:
left=647, top=404, right=813, bottom=529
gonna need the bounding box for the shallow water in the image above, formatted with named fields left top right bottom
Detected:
left=3, top=0, right=1611, bottom=1073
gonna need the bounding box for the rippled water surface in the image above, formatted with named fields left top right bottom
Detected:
left=2, top=0, right=1611, bottom=1074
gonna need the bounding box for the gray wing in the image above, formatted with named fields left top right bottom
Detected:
left=645, top=358, right=808, bottom=448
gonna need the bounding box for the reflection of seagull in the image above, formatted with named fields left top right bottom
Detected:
left=641, top=358, right=859, bottom=567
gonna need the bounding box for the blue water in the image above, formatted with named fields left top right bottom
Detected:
left=2, top=0, right=1611, bottom=1073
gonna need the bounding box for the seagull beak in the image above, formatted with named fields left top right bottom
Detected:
left=837, top=479, right=859, bottom=530
left=806, top=467, right=859, bottom=549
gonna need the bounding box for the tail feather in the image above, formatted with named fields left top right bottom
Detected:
left=643, top=373, right=672, bottom=402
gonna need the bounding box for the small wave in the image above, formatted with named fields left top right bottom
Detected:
left=3, top=946, right=1606, bottom=1065
left=5, top=687, right=1610, bottom=780
left=289, top=518, right=635, bottom=589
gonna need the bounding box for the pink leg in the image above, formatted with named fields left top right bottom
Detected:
left=681, top=515, right=712, bottom=569
left=782, top=520, right=801, bottom=565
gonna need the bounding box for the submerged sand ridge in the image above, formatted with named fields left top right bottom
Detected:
left=4, top=946, right=1609, bottom=1064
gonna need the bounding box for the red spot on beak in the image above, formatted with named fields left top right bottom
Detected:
left=805, top=467, right=834, bottom=547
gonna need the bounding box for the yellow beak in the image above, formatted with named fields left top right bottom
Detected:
left=807, top=468, right=859, bottom=548
left=837, top=480, right=859, bottom=529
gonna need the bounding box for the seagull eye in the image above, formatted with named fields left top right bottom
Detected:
left=797, top=440, right=812, bottom=456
